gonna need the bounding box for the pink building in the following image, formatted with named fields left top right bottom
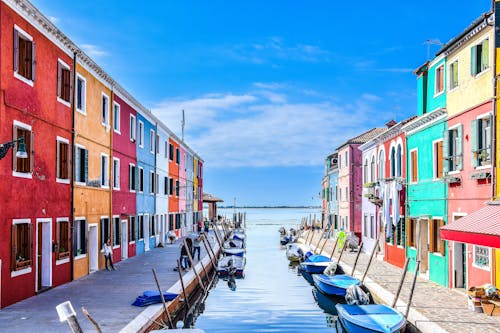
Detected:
left=178, top=146, right=187, bottom=230
left=337, top=128, right=385, bottom=240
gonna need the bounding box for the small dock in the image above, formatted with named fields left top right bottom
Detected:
left=304, top=230, right=500, bottom=333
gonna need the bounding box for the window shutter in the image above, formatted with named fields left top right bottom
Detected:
left=13, top=29, right=19, bottom=72
left=31, top=41, right=36, bottom=81
left=482, top=39, right=489, bottom=71
left=471, top=119, right=478, bottom=167
left=84, top=149, right=88, bottom=183
left=72, top=220, right=77, bottom=257
left=56, top=141, right=60, bottom=178
left=457, top=125, right=463, bottom=170
left=69, top=69, right=74, bottom=104
left=83, top=221, right=88, bottom=254
left=30, top=131, right=34, bottom=173
left=12, top=126, right=18, bottom=172
left=471, top=46, right=477, bottom=75
left=57, top=62, right=62, bottom=97
left=56, top=221, right=60, bottom=256
left=11, top=224, right=17, bottom=271
left=440, top=220, right=446, bottom=256
left=27, top=223, right=32, bottom=262
left=429, top=220, right=435, bottom=253
left=442, top=130, right=449, bottom=174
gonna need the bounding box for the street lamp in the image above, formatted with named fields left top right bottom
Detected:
left=0, top=137, right=28, bottom=160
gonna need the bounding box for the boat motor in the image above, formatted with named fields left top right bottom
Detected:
left=345, top=285, right=370, bottom=305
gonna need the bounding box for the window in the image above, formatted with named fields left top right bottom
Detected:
left=130, top=115, right=136, bottom=141
left=156, top=173, right=159, bottom=194
left=57, top=60, right=71, bottom=103
left=345, top=187, right=348, bottom=201
left=138, top=121, right=144, bottom=147
left=176, top=180, right=180, bottom=196
left=113, top=158, right=120, bottom=190
left=449, top=60, right=458, bottom=90
left=444, top=126, right=463, bottom=172
left=345, top=151, right=348, bottom=167
left=76, top=75, right=86, bottom=113
left=370, top=156, right=375, bottom=182
left=101, top=93, right=109, bottom=126
left=378, top=150, right=385, bottom=180
left=433, top=140, right=443, bottom=179
left=363, top=159, right=368, bottom=183
left=338, top=155, right=342, bottom=169
left=396, top=145, right=402, bottom=177
left=56, top=219, right=70, bottom=260
left=363, top=215, right=368, bottom=237
left=339, top=188, right=342, bottom=202
left=430, top=219, right=445, bottom=255
left=435, top=64, right=444, bottom=95
left=165, top=141, right=168, bottom=158
left=129, top=216, right=136, bottom=242
left=150, top=171, right=155, bottom=194
left=113, top=217, right=120, bottom=246
left=56, top=138, right=70, bottom=182
left=474, top=246, right=490, bottom=268
left=75, top=145, right=88, bottom=184
left=150, top=130, right=155, bottom=154
left=13, top=123, right=33, bottom=176
left=169, top=144, right=174, bottom=160
left=129, top=164, right=136, bottom=191
left=472, top=116, right=492, bottom=167
left=169, top=214, right=174, bottom=230
left=370, top=215, right=375, bottom=239
left=11, top=220, right=32, bottom=271
left=396, top=218, right=405, bottom=247
left=150, top=216, right=156, bottom=236
left=164, top=177, right=168, bottom=195
left=471, top=38, right=489, bottom=76
left=138, top=215, right=144, bottom=239
left=100, top=218, right=110, bottom=250
left=169, top=178, right=174, bottom=195
left=175, top=148, right=180, bottom=164
left=74, top=219, right=87, bottom=256
left=14, top=26, right=35, bottom=83
left=113, top=102, right=121, bottom=133
left=156, top=134, right=160, bottom=155
left=410, top=150, right=418, bottom=183
left=100, top=154, right=109, bottom=187
left=138, top=167, right=144, bottom=192
left=407, top=219, right=416, bottom=247
left=175, top=214, right=181, bottom=229
left=390, top=147, right=396, bottom=177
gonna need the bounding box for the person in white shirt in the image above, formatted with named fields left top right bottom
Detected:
left=103, top=239, right=115, bottom=271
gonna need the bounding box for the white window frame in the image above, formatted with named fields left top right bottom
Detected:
left=56, top=59, right=71, bottom=107
left=150, top=170, right=155, bottom=194
left=56, top=136, right=70, bottom=184
left=434, top=64, right=445, bottom=97
left=75, top=74, right=86, bottom=115
left=11, top=218, right=33, bottom=277
left=74, top=143, right=87, bottom=186
left=409, top=148, right=418, bottom=184
left=475, top=112, right=493, bottom=170
left=113, top=102, right=121, bottom=134
left=12, top=120, right=33, bottom=179
left=138, top=121, right=144, bottom=147
left=113, top=157, right=120, bottom=190
left=138, top=167, right=144, bottom=193
left=129, top=163, right=136, bottom=192
left=472, top=245, right=491, bottom=271
left=447, top=123, right=462, bottom=174
left=55, top=217, right=70, bottom=265
left=150, top=129, right=155, bottom=154
left=13, top=25, right=34, bottom=87
left=448, top=58, right=459, bottom=92
left=101, top=93, right=110, bottom=128
left=432, top=138, right=444, bottom=180
left=130, top=115, right=136, bottom=142
left=100, top=153, right=109, bottom=188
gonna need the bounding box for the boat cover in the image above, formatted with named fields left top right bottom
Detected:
left=132, top=291, right=178, bottom=307
left=304, top=254, right=330, bottom=263
left=315, top=274, right=360, bottom=289
left=336, top=304, right=406, bottom=333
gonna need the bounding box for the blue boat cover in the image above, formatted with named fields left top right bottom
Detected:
left=132, top=291, right=178, bottom=307
left=336, top=304, right=406, bottom=333
left=316, top=274, right=360, bottom=289
left=305, top=254, right=330, bottom=263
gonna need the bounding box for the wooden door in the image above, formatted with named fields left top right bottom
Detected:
left=418, top=219, right=429, bottom=273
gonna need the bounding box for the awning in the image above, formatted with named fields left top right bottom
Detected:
left=440, top=202, right=500, bottom=248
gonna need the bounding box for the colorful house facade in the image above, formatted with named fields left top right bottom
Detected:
left=156, top=122, right=170, bottom=245
left=168, top=138, right=180, bottom=236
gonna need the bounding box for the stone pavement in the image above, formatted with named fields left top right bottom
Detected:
left=0, top=235, right=216, bottom=333
left=305, top=230, right=500, bottom=333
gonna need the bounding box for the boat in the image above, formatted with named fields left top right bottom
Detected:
left=313, top=274, right=361, bottom=297
left=335, top=304, right=406, bottom=333
left=285, top=242, right=312, bottom=262
left=312, top=288, right=341, bottom=315
left=131, top=290, right=178, bottom=307
left=224, top=239, right=245, bottom=249
left=223, top=247, right=246, bottom=257
left=231, top=231, right=246, bottom=241
left=299, top=254, right=332, bottom=274
left=217, top=255, right=246, bottom=277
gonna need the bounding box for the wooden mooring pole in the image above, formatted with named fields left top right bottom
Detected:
left=329, top=236, right=340, bottom=260
left=184, top=241, right=206, bottom=292
left=361, top=232, right=382, bottom=284
left=152, top=268, right=173, bottom=328
left=405, top=260, right=420, bottom=318
left=201, top=234, right=217, bottom=268
left=391, top=257, right=410, bottom=308
left=176, top=259, right=190, bottom=310
left=350, top=242, right=364, bottom=276
left=318, top=224, right=334, bottom=254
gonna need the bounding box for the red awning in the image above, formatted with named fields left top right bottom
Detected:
left=440, top=203, right=500, bottom=248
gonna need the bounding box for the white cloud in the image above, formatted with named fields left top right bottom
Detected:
left=80, top=44, right=109, bottom=58
left=152, top=88, right=396, bottom=168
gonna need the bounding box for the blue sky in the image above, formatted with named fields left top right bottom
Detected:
left=33, top=0, right=491, bottom=206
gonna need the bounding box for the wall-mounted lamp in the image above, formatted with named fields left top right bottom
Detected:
left=0, top=137, right=28, bottom=160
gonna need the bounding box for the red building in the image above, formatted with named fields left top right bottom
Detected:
left=0, top=1, right=75, bottom=307
left=111, top=91, right=139, bottom=262
left=168, top=138, right=180, bottom=236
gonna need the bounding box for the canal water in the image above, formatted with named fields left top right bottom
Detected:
left=192, top=208, right=339, bottom=332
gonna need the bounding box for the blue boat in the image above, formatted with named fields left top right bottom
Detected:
left=312, top=274, right=361, bottom=297
left=335, top=304, right=406, bottom=333
left=223, top=247, right=245, bottom=257
left=299, top=254, right=331, bottom=274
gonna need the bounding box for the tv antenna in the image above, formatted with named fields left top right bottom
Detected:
left=181, top=109, right=185, bottom=141
left=424, top=39, right=443, bottom=60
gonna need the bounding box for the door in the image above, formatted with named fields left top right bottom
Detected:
left=417, top=219, right=429, bottom=273
left=453, top=242, right=466, bottom=288
left=36, top=219, right=52, bottom=292
left=121, top=220, right=128, bottom=259
left=89, top=224, right=98, bottom=272
left=495, top=249, right=500, bottom=288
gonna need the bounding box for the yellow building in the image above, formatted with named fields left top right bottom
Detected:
left=73, top=56, right=113, bottom=279
left=193, top=156, right=199, bottom=215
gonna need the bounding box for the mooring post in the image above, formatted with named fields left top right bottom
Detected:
left=176, top=259, right=190, bottom=309
left=350, top=242, right=364, bottom=276
left=329, top=236, right=340, bottom=260
left=405, top=260, right=420, bottom=318
left=198, top=258, right=210, bottom=287
left=316, top=224, right=331, bottom=254
left=81, top=307, right=103, bottom=333
left=203, top=234, right=218, bottom=262
left=152, top=268, right=174, bottom=328
left=336, top=241, right=348, bottom=266
left=201, top=234, right=217, bottom=268
left=184, top=241, right=206, bottom=292
left=391, top=257, right=410, bottom=309
left=361, top=232, right=382, bottom=284
left=55, top=301, right=83, bottom=333
left=318, top=225, right=333, bottom=255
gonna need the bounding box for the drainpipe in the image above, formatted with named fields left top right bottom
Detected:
left=154, top=120, right=158, bottom=244
left=70, top=51, right=77, bottom=281
left=110, top=88, right=114, bottom=252
left=491, top=4, right=497, bottom=200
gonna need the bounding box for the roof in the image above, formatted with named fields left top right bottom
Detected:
left=440, top=202, right=500, bottom=248
left=337, top=127, right=386, bottom=150
left=203, top=193, right=224, bottom=203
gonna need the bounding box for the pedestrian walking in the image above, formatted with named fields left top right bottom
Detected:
left=204, top=219, right=210, bottom=233
left=197, top=220, right=203, bottom=232
left=192, top=233, right=202, bottom=261
left=103, top=239, right=115, bottom=271
left=180, top=237, right=193, bottom=270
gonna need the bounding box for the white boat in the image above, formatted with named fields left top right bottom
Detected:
left=217, top=255, right=246, bottom=276
left=285, top=243, right=312, bottom=262
left=224, top=239, right=245, bottom=249
left=223, top=247, right=245, bottom=257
